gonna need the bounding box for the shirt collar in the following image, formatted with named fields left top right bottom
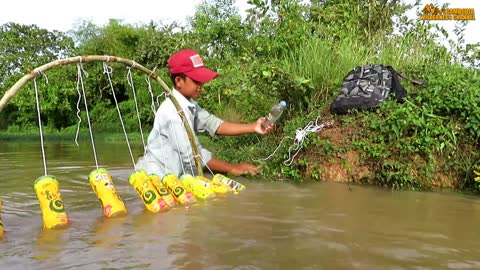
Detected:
left=171, top=88, right=196, bottom=110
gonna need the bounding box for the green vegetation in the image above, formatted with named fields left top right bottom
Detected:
left=1, top=0, right=479, bottom=191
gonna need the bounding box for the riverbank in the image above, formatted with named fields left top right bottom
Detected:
left=1, top=124, right=477, bottom=194
left=0, top=101, right=478, bottom=194
left=275, top=111, right=478, bottom=193
left=299, top=117, right=457, bottom=188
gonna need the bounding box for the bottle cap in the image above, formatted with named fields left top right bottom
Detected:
left=279, top=101, right=287, bottom=107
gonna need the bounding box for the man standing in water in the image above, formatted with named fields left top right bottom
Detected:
left=136, top=49, right=274, bottom=178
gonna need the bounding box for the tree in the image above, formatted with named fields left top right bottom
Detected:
left=0, top=23, right=74, bottom=89
left=0, top=23, right=74, bottom=129
left=309, top=0, right=411, bottom=40
left=190, top=0, right=248, bottom=60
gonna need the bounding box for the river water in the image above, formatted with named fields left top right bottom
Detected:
left=0, top=141, right=479, bottom=270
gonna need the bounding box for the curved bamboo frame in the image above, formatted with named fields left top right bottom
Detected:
left=0, top=55, right=203, bottom=176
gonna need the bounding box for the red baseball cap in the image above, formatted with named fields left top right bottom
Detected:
left=168, top=49, right=218, bottom=83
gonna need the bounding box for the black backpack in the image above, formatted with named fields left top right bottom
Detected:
left=330, top=64, right=422, bottom=114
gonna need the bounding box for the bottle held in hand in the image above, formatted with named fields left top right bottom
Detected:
left=262, top=101, right=287, bottom=129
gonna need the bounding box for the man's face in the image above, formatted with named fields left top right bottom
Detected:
left=176, top=76, right=204, bottom=99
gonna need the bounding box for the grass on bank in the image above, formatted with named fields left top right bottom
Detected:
left=273, top=31, right=480, bottom=190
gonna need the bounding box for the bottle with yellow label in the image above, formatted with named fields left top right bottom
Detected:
left=161, top=173, right=196, bottom=205
left=212, top=174, right=246, bottom=192
left=0, top=199, right=4, bottom=238
left=149, top=174, right=177, bottom=208
left=88, top=168, right=128, bottom=218
left=180, top=174, right=216, bottom=200
left=129, top=170, right=168, bottom=213
left=34, top=176, right=70, bottom=229
left=196, top=176, right=231, bottom=194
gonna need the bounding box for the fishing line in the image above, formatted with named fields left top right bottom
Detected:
left=126, top=64, right=147, bottom=154
left=145, top=72, right=157, bottom=114
left=33, top=69, right=48, bottom=176
left=76, top=63, right=99, bottom=169
left=103, top=62, right=136, bottom=168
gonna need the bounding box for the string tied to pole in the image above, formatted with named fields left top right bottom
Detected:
left=102, top=62, right=136, bottom=168
left=75, top=63, right=99, bottom=169
left=33, top=69, right=49, bottom=176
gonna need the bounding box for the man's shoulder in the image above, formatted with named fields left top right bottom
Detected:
left=157, top=98, right=175, bottom=113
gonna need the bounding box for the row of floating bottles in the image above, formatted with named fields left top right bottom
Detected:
left=0, top=169, right=245, bottom=234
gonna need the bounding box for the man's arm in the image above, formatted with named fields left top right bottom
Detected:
left=216, top=117, right=273, bottom=136
left=206, top=157, right=260, bottom=175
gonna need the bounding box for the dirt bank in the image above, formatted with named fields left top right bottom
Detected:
left=296, top=117, right=458, bottom=188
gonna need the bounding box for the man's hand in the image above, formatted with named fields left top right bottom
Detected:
left=207, top=158, right=260, bottom=176
left=228, top=162, right=260, bottom=175
left=254, top=117, right=274, bottom=135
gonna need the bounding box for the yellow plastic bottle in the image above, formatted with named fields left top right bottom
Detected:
left=33, top=176, right=70, bottom=229
left=129, top=170, right=168, bottom=213
left=197, top=176, right=231, bottom=194
left=0, top=199, right=4, bottom=238
left=180, top=174, right=216, bottom=200
left=149, top=174, right=177, bottom=208
left=212, top=174, right=246, bottom=192
left=161, top=173, right=196, bottom=205
left=88, top=168, right=128, bottom=218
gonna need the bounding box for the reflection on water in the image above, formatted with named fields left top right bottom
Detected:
left=0, top=141, right=480, bottom=269
left=33, top=227, right=68, bottom=263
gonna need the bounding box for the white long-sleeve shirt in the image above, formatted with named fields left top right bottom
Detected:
left=135, top=89, right=224, bottom=178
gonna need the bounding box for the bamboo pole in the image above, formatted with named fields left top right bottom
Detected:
left=0, top=55, right=203, bottom=176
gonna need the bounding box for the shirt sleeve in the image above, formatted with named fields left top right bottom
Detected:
left=194, top=103, right=224, bottom=137
left=199, top=147, right=213, bottom=166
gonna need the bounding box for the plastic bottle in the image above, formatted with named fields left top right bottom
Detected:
left=212, top=174, right=246, bottom=192
left=197, top=176, right=232, bottom=194
left=262, top=101, right=287, bottom=128
left=129, top=169, right=168, bottom=213
left=149, top=174, right=177, bottom=208
left=34, top=175, right=70, bottom=229
left=180, top=174, right=216, bottom=200
left=161, top=173, right=197, bottom=205
left=89, top=168, right=128, bottom=218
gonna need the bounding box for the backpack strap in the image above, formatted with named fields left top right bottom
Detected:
left=385, top=66, right=407, bottom=102
left=396, top=72, right=425, bottom=86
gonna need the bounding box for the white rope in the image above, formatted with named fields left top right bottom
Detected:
left=103, top=62, right=136, bottom=167
left=144, top=74, right=157, bottom=114
left=127, top=65, right=147, bottom=153
left=74, top=57, right=83, bottom=146
left=36, top=69, right=49, bottom=84
left=256, top=116, right=334, bottom=166
left=77, top=63, right=99, bottom=169
left=254, top=136, right=294, bottom=162
left=33, top=69, right=48, bottom=176
left=74, top=70, right=83, bottom=146
left=196, top=154, right=215, bottom=176
left=156, top=93, right=165, bottom=108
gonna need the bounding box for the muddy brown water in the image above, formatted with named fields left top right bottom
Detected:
left=0, top=141, right=479, bottom=270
